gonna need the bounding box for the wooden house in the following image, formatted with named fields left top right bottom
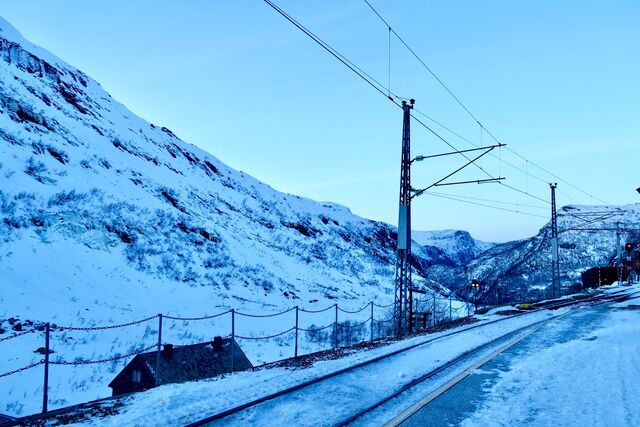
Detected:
left=108, top=337, right=252, bottom=396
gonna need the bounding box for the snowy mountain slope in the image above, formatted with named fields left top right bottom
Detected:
left=0, top=16, right=479, bottom=415
left=1, top=15, right=635, bottom=417
left=0, top=16, right=392, bottom=315
left=412, top=229, right=494, bottom=265
left=425, top=204, right=640, bottom=302
left=0, top=14, right=483, bottom=319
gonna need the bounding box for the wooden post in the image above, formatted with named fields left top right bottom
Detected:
left=449, top=296, right=452, bottom=322
left=42, top=322, right=50, bottom=414
left=231, top=309, right=235, bottom=373
left=155, top=314, right=162, bottom=387
left=334, top=304, right=338, bottom=350
left=370, top=302, right=374, bottom=342
left=294, top=306, right=299, bottom=358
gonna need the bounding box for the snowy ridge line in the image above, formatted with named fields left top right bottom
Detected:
left=334, top=290, right=640, bottom=426
left=184, top=289, right=638, bottom=427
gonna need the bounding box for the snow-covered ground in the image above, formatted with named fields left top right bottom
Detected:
left=457, top=292, right=640, bottom=427
left=59, top=304, right=569, bottom=426
left=43, top=285, right=633, bottom=426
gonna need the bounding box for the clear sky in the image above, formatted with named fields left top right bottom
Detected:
left=2, top=1, right=638, bottom=242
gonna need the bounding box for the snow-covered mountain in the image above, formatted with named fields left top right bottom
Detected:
left=0, top=16, right=401, bottom=318
left=412, top=229, right=494, bottom=266
left=2, top=15, right=637, bottom=417
left=424, top=204, right=640, bottom=302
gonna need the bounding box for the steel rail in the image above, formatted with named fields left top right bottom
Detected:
left=336, top=290, right=639, bottom=426
left=184, top=289, right=637, bottom=427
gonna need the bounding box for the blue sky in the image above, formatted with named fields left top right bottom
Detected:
left=2, top=1, right=638, bottom=242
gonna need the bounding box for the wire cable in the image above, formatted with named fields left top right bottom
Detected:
left=424, top=192, right=548, bottom=219
left=265, top=0, right=556, bottom=209
left=361, top=0, right=609, bottom=205
left=427, top=191, right=547, bottom=210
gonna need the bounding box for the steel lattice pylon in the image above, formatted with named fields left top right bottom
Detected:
left=394, top=100, right=414, bottom=336
left=550, top=183, right=560, bottom=298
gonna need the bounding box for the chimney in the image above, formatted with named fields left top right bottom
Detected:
left=212, top=336, right=223, bottom=351
left=162, top=343, right=173, bottom=358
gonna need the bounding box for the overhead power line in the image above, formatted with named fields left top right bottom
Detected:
left=424, top=192, right=548, bottom=219
left=362, top=0, right=482, bottom=126
left=263, top=0, right=499, bottom=176
left=264, top=0, right=554, bottom=209
left=427, top=191, right=548, bottom=210
left=360, top=0, right=609, bottom=206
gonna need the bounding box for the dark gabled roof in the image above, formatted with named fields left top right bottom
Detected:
left=109, top=338, right=252, bottom=388
left=0, top=413, right=16, bottom=422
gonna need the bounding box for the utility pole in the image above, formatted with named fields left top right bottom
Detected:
left=394, top=99, right=414, bottom=337
left=550, top=183, right=560, bottom=298
left=616, top=222, right=622, bottom=283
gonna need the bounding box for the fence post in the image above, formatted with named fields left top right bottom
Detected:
left=42, top=322, right=50, bottom=414
left=449, top=296, right=452, bottom=322
left=433, top=295, right=436, bottom=326
left=370, top=302, right=374, bottom=342
left=294, top=306, right=299, bottom=358
left=155, top=314, right=162, bottom=387
left=334, top=304, right=338, bottom=350
left=231, top=309, right=235, bottom=373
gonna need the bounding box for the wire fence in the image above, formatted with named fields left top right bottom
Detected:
left=0, top=296, right=469, bottom=415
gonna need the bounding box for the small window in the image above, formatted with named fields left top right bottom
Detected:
left=132, top=369, right=141, bottom=383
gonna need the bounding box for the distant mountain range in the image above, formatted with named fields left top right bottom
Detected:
left=424, top=204, right=640, bottom=303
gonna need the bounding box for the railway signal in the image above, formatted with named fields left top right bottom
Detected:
left=471, top=279, right=480, bottom=312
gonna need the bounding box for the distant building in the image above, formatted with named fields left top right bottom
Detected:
left=108, top=337, right=252, bottom=396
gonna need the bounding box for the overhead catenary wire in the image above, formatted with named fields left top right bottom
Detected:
left=424, top=192, right=548, bottom=219
left=360, top=0, right=609, bottom=206
left=263, top=0, right=573, bottom=211
left=362, top=0, right=482, bottom=126
left=263, top=0, right=489, bottom=160
left=427, top=191, right=548, bottom=210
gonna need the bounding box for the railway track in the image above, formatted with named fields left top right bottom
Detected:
left=341, top=290, right=639, bottom=426
left=185, top=289, right=638, bottom=427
